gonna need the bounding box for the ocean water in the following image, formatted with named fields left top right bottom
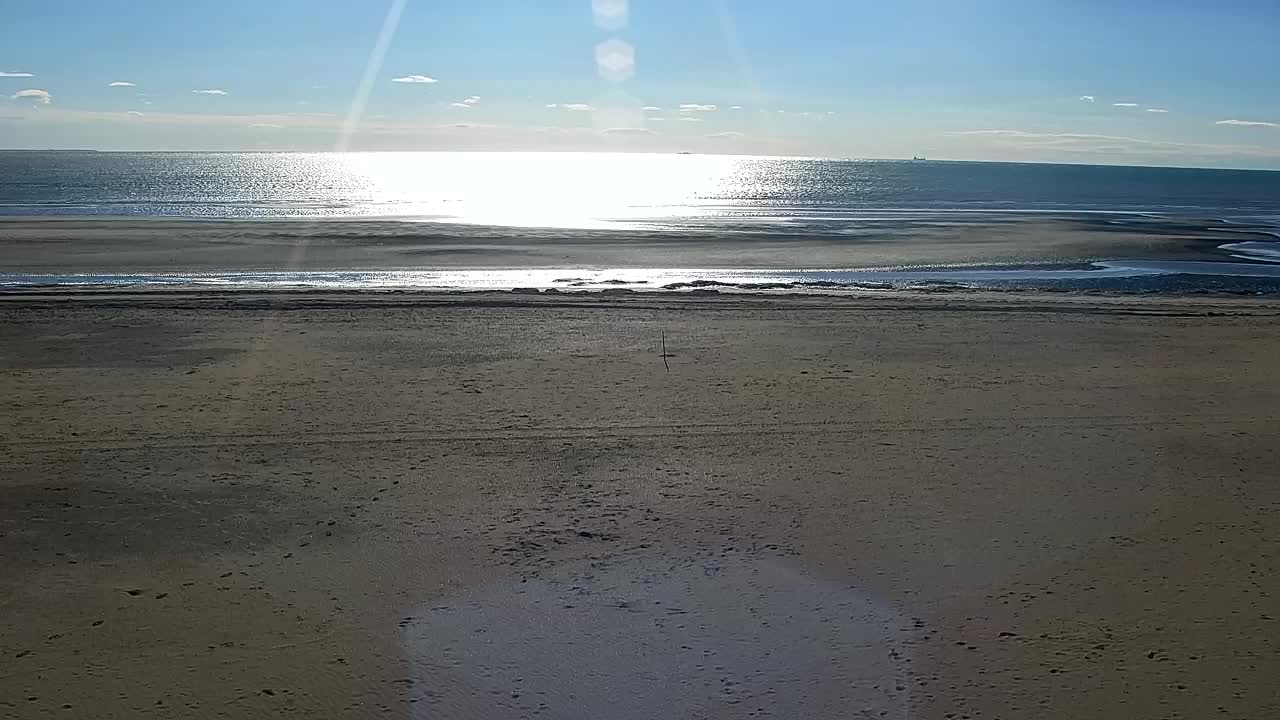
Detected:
left=2, top=151, right=1279, bottom=292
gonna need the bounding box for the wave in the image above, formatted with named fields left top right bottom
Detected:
left=1220, top=240, right=1280, bottom=264
left=7, top=261, right=1280, bottom=294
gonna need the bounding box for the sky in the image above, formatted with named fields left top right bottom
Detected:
left=2, top=0, right=1280, bottom=168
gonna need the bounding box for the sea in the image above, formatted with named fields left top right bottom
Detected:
left=2, top=151, right=1279, bottom=293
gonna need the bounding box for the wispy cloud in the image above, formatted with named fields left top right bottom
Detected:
left=601, top=127, right=657, bottom=136
left=1112, top=102, right=1138, bottom=107
left=642, top=106, right=662, bottom=111
left=680, top=116, right=704, bottom=122
left=448, top=96, right=480, bottom=109
left=11, top=89, right=51, bottom=104
left=192, top=89, right=227, bottom=95
left=126, top=110, right=144, bottom=117
left=391, top=75, right=437, bottom=84
left=1146, top=108, right=1169, bottom=113
left=1, top=71, right=35, bottom=78
left=1216, top=119, right=1278, bottom=128
left=707, top=131, right=745, bottom=139
left=679, top=103, right=717, bottom=113
left=947, top=128, right=1280, bottom=159
left=546, top=103, right=594, bottom=111
left=951, top=130, right=1107, bottom=139
left=729, top=105, right=743, bottom=110
left=1079, top=95, right=1095, bottom=102
left=250, top=122, right=284, bottom=128
left=109, top=81, right=135, bottom=87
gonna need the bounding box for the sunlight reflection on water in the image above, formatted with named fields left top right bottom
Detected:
left=6, top=152, right=1280, bottom=228
left=337, top=152, right=750, bottom=228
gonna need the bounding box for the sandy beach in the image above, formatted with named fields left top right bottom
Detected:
left=1, top=290, right=1278, bottom=719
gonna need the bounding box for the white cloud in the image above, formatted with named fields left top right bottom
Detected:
left=250, top=122, right=284, bottom=128
left=680, top=116, right=704, bottom=122
left=951, top=130, right=1098, bottom=138
left=25, top=108, right=344, bottom=131
left=109, top=81, right=135, bottom=87
left=1079, top=95, right=1095, bottom=102
left=679, top=103, right=717, bottom=112
left=448, top=102, right=471, bottom=109
left=1, top=71, right=35, bottom=78
left=600, top=127, right=657, bottom=136
left=729, top=105, right=743, bottom=110
left=1146, top=108, right=1169, bottom=113
left=642, top=106, right=662, bottom=111
left=392, top=75, right=437, bottom=84
left=707, top=131, right=745, bottom=139
left=11, top=89, right=51, bottom=104
left=1112, top=102, right=1138, bottom=107
left=127, top=110, right=144, bottom=117
left=193, top=89, right=227, bottom=95
left=546, top=103, right=594, bottom=111
left=1215, top=119, right=1278, bottom=128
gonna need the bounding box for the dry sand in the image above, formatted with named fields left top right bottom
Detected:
left=1, top=291, right=1278, bottom=719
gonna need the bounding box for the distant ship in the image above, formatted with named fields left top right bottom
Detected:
left=911, top=156, right=927, bottom=161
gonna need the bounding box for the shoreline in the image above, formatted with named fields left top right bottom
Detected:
left=4, top=285, right=1280, bottom=316
left=5, top=212, right=1280, bottom=296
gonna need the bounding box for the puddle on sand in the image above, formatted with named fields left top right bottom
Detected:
left=400, top=551, right=912, bottom=719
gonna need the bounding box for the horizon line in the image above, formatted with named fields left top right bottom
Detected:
left=0, top=148, right=1276, bottom=173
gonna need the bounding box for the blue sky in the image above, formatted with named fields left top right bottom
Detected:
left=2, top=0, right=1279, bottom=167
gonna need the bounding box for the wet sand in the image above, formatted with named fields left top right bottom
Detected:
left=0, top=213, right=1256, bottom=274
left=1, top=291, right=1278, bottom=719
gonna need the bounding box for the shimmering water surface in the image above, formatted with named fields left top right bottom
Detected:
left=4, top=151, right=1279, bottom=222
